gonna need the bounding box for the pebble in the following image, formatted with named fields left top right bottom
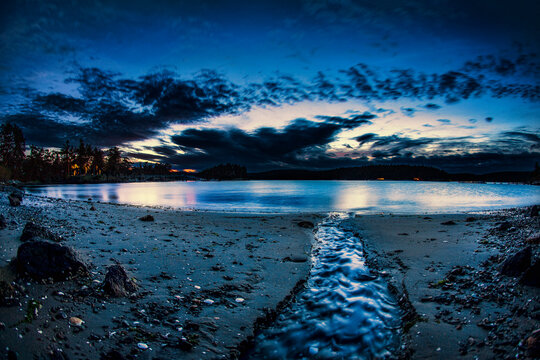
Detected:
left=235, top=298, right=245, bottom=303
left=203, top=299, right=215, bottom=304
left=137, top=342, right=148, bottom=350
left=309, top=346, right=319, bottom=355
left=69, top=317, right=84, bottom=327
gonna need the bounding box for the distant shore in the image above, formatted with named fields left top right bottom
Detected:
left=0, top=190, right=318, bottom=359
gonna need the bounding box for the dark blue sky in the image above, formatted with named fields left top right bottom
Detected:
left=0, top=0, right=539, bottom=172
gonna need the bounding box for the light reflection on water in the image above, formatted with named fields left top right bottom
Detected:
left=24, top=180, right=539, bottom=213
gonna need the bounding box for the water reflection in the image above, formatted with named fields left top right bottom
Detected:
left=24, top=180, right=539, bottom=213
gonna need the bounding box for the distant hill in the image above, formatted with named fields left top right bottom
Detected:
left=247, top=165, right=535, bottom=183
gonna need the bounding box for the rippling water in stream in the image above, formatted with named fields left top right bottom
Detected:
left=246, top=213, right=400, bottom=359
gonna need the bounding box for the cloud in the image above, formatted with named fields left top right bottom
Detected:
left=485, top=117, right=493, bottom=122
left=437, top=119, right=451, bottom=124
left=423, top=103, right=441, bottom=110
left=315, top=112, right=376, bottom=129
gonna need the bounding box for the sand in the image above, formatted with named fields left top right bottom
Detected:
left=346, top=211, right=539, bottom=358
left=0, top=190, right=319, bottom=359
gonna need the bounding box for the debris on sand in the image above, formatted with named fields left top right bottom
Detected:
left=139, top=214, right=155, bottom=222
left=103, top=264, right=138, bottom=297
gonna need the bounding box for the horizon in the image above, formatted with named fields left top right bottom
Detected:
left=1, top=0, right=539, bottom=174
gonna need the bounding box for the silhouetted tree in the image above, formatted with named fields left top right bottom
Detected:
left=0, top=123, right=26, bottom=179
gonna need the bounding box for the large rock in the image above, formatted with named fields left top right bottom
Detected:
left=520, top=261, right=540, bottom=287
left=103, top=265, right=138, bottom=297
left=500, top=246, right=532, bottom=277
left=8, top=191, right=22, bottom=207
left=16, top=241, right=87, bottom=281
left=530, top=205, right=539, bottom=217
left=20, top=221, right=64, bottom=242
left=0, top=214, right=6, bottom=230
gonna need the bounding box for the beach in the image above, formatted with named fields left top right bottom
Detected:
left=0, top=187, right=539, bottom=359
left=0, top=189, right=318, bottom=359
left=347, top=210, right=539, bottom=358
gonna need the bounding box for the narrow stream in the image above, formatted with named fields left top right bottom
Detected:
left=247, top=213, right=401, bottom=359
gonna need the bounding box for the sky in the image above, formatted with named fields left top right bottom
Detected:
left=0, top=0, right=539, bottom=173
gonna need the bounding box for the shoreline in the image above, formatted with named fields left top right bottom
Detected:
left=0, top=191, right=319, bottom=359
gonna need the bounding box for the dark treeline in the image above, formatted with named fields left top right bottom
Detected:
left=0, top=123, right=174, bottom=183
left=249, top=165, right=539, bottom=183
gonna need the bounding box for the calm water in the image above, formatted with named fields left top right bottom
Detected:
left=24, top=180, right=539, bottom=213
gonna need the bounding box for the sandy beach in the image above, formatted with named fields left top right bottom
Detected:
left=347, top=210, right=539, bottom=358
left=0, top=189, right=319, bottom=359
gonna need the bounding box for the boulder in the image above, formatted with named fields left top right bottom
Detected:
left=520, top=261, right=540, bottom=287
left=20, top=221, right=64, bottom=242
left=103, top=265, right=138, bottom=297
left=0, top=214, right=6, bottom=229
left=283, top=255, right=309, bottom=263
left=441, top=220, right=456, bottom=225
left=8, top=192, right=22, bottom=207
left=139, top=215, right=154, bottom=222
left=16, top=241, right=87, bottom=281
left=531, top=205, right=539, bottom=217
left=526, top=233, right=540, bottom=245
left=526, top=329, right=540, bottom=358
left=500, top=246, right=532, bottom=277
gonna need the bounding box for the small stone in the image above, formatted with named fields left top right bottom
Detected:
left=137, top=342, right=148, bottom=350
left=103, top=265, right=138, bottom=297
left=69, top=317, right=84, bottom=327
left=441, top=221, right=456, bottom=225
left=203, top=299, right=214, bottom=304
left=235, top=298, right=245, bottom=303
left=297, top=221, right=314, bottom=229
left=308, top=346, right=319, bottom=355
left=139, top=215, right=154, bottom=222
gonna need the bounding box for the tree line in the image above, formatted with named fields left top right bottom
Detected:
left=0, top=123, right=172, bottom=182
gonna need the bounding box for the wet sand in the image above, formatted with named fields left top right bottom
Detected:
left=0, top=190, right=319, bottom=359
left=346, top=210, right=539, bottom=359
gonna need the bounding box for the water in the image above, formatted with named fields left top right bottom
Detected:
left=246, top=213, right=400, bottom=359
left=24, top=180, right=539, bottom=213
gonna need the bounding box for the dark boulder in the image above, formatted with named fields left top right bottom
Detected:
left=526, top=329, right=540, bottom=358
left=441, top=220, right=456, bottom=225
left=520, top=261, right=540, bottom=287
left=500, top=246, right=532, bottom=277
left=139, top=215, right=154, bottom=222
left=8, top=192, right=22, bottom=207
left=103, top=264, right=138, bottom=297
left=16, top=241, right=87, bottom=281
left=0, top=214, right=6, bottom=229
left=297, top=221, right=314, bottom=229
left=531, top=205, right=539, bottom=217
left=20, top=222, right=64, bottom=242
left=497, top=221, right=512, bottom=231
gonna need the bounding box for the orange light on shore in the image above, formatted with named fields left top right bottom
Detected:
left=183, top=169, right=197, bottom=173
left=169, top=169, right=180, bottom=173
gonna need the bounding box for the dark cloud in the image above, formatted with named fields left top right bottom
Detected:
left=424, top=103, right=441, bottom=110
left=437, top=119, right=451, bottom=124
left=315, top=112, right=376, bottom=129
left=400, top=107, right=416, bottom=117
left=485, top=117, right=493, bottom=122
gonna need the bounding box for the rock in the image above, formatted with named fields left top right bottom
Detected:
left=0, top=281, right=20, bottom=306
left=297, top=221, right=314, bottom=229
left=500, top=246, right=531, bottom=277
left=8, top=192, right=22, bottom=207
left=497, top=221, right=512, bottom=231
left=16, top=241, right=88, bottom=281
left=139, top=215, right=154, bottom=222
left=526, top=329, right=540, bottom=358
left=531, top=205, right=539, bottom=217
left=283, top=255, right=308, bottom=263
left=103, top=264, right=138, bottom=297
left=49, top=349, right=69, bottom=360
left=0, top=214, right=6, bottom=229
left=441, top=220, right=456, bottom=225
left=20, top=222, right=64, bottom=242
left=526, top=233, right=540, bottom=245
left=520, top=261, right=540, bottom=287
left=69, top=316, right=84, bottom=327
left=465, top=217, right=477, bottom=222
